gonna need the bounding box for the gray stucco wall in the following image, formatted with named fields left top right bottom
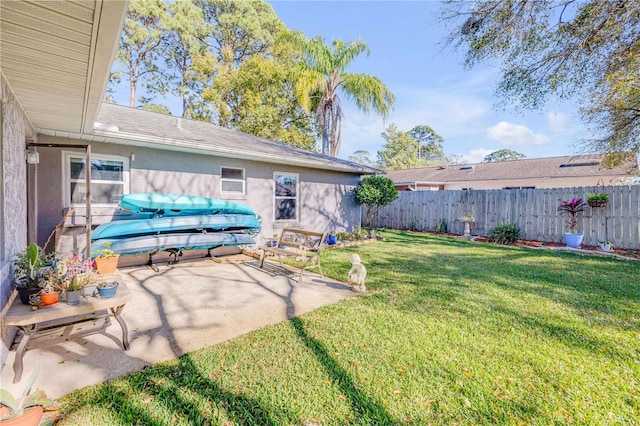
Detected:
left=35, top=135, right=362, bottom=255
left=1, top=73, right=34, bottom=364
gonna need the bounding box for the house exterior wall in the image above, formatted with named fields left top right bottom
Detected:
left=35, top=136, right=362, bottom=256
left=1, top=73, right=35, bottom=364
left=435, top=176, right=631, bottom=190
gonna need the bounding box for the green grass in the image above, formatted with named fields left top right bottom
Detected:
left=58, top=230, right=640, bottom=425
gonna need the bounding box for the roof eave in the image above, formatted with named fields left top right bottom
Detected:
left=44, top=128, right=378, bottom=175
left=81, top=0, right=128, bottom=134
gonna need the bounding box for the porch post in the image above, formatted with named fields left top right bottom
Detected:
left=85, top=145, right=91, bottom=259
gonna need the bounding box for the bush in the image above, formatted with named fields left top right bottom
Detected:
left=435, top=219, right=448, bottom=233
left=487, top=222, right=521, bottom=245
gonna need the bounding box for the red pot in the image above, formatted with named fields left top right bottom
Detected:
left=40, top=292, right=58, bottom=305
left=0, top=405, right=44, bottom=426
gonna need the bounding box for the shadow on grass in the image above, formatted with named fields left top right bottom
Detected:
left=289, top=317, right=396, bottom=425
left=63, top=353, right=293, bottom=425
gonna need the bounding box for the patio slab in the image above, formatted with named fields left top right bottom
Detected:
left=0, top=255, right=356, bottom=399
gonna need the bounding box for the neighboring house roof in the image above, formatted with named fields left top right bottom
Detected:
left=0, top=1, right=126, bottom=134
left=61, top=103, right=378, bottom=175
left=386, top=154, right=638, bottom=185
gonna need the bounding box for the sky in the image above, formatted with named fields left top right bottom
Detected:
left=109, top=1, right=591, bottom=164
left=268, top=0, right=589, bottom=163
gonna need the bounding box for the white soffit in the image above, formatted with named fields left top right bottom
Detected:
left=0, top=0, right=126, bottom=134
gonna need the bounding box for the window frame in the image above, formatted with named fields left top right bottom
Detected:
left=273, top=171, right=299, bottom=222
left=220, top=166, right=246, bottom=195
left=62, top=151, right=130, bottom=207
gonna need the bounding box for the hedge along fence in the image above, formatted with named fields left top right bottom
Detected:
left=367, top=185, right=640, bottom=249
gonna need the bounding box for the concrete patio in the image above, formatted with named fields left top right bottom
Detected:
left=0, top=254, right=356, bottom=399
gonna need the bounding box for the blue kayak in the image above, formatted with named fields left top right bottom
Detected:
left=91, top=232, right=255, bottom=257
left=120, top=193, right=255, bottom=216
left=92, top=214, right=261, bottom=240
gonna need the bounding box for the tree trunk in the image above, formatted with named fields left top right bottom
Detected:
left=129, top=77, right=137, bottom=108
left=322, top=113, right=330, bottom=155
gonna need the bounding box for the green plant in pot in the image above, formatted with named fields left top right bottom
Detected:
left=13, top=243, right=55, bottom=305
left=97, top=280, right=119, bottom=298
left=587, top=192, right=608, bottom=207
left=558, top=197, right=587, bottom=248
left=59, top=254, right=97, bottom=305
left=92, top=242, right=120, bottom=275
left=0, top=364, right=52, bottom=424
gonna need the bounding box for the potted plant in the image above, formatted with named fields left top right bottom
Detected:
left=0, top=364, right=52, bottom=425
left=587, top=192, right=608, bottom=208
left=326, top=231, right=338, bottom=245
left=266, top=233, right=278, bottom=248
left=59, top=254, right=96, bottom=305
left=37, top=277, right=61, bottom=306
left=12, top=243, right=54, bottom=305
left=97, top=280, right=119, bottom=298
left=558, top=197, right=587, bottom=248
left=92, top=242, right=120, bottom=275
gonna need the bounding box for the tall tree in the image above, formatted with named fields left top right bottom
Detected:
left=113, top=0, right=168, bottom=108
left=442, top=0, right=640, bottom=167
left=483, top=149, right=526, bottom=163
left=203, top=52, right=318, bottom=151
left=377, top=124, right=427, bottom=170
left=283, top=31, right=395, bottom=157
left=156, top=0, right=208, bottom=117
left=195, top=0, right=284, bottom=67
left=409, top=125, right=445, bottom=163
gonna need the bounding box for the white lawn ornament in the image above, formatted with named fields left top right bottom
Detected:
left=347, top=253, right=367, bottom=293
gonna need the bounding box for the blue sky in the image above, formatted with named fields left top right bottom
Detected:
left=269, top=0, right=588, bottom=163
left=109, top=1, right=590, bottom=164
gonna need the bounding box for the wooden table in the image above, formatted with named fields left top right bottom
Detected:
left=3, top=277, right=132, bottom=383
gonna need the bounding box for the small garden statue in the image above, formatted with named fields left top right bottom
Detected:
left=347, top=254, right=367, bottom=293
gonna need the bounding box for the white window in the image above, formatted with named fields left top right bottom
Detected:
left=220, top=167, right=245, bottom=195
left=274, top=172, right=298, bottom=221
left=62, top=152, right=129, bottom=206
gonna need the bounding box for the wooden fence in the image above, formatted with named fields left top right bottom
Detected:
left=368, top=185, right=640, bottom=249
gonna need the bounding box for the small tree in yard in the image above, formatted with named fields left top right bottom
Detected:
left=355, top=175, right=398, bottom=229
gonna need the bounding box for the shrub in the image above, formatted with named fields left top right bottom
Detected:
left=435, top=219, right=448, bottom=233
left=354, top=175, right=398, bottom=227
left=487, top=222, right=521, bottom=245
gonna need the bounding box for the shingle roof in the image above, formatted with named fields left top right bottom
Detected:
left=91, top=103, right=380, bottom=175
left=386, top=154, right=637, bottom=184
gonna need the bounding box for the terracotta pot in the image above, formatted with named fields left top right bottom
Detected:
left=94, top=255, right=119, bottom=274
left=40, top=292, right=58, bottom=305
left=0, top=405, right=44, bottom=426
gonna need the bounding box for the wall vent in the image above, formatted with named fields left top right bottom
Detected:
left=559, top=162, right=599, bottom=168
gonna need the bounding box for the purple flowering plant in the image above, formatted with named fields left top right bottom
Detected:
left=557, top=197, right=587, bottom=233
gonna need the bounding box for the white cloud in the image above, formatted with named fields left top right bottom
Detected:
left=456, top=148, right=494, bottom=164
left=338, top=87, right=491, bottom=159
left=486, top=121, right=550, bottom=147
left=547, top=112, right=572, bottom=132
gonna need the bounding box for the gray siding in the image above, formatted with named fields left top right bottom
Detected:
left=36, top=136, right=362, bottom=255
left=1, top=74, right=34, bottom=363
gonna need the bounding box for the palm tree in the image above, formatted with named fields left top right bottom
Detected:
left=283, top=32, right=395, bottom=157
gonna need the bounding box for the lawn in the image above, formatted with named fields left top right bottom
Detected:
left=58, top=230, right=640, bottom=425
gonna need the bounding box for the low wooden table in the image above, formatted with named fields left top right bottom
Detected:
left=3, top=277, right=132, bottom=383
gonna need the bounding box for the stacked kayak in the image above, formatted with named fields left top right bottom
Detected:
left=91, top=193, right=259, bottom=257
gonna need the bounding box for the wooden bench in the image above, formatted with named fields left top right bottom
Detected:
left=258, top=228, right=327, bottom=281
